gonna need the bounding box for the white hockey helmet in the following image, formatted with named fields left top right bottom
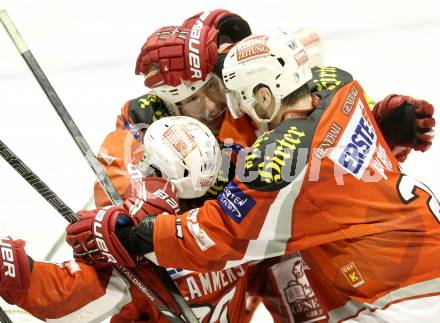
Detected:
left=139, top=116, right=221, bottom=199
left=153, top=74, right=214, bottom=113
left=222, top=31, right=313, bottom=129
left=152, top=73, right=228, bottom=136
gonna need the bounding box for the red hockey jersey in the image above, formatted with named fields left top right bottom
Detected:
left=151, top=76, right=440, bottom=321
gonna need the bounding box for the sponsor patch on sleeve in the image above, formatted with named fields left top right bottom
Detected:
left=186, top=209, right=216, bottom=251
left=121, top=115, right=142, bottom=140
left=217, top=181, right=256, bottom=224
left=329, top=99, right=377, bottom=179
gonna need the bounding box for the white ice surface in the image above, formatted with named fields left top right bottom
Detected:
left=0, top=0, right=439, bottom=322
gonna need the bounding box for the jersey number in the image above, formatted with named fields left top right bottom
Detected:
left=397, top=174, right=440, bottom=223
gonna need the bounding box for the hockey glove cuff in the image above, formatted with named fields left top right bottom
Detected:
left=0, top=236, right=32, bottom=292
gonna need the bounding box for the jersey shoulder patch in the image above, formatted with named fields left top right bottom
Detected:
left=128, top=93, right=170, bottom=125
left=239, top=119, right=316, bottom=191
left=309, top=66, right=353, bottom=106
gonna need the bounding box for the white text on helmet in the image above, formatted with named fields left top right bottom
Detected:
left=236, top=35, right=269, bottom=62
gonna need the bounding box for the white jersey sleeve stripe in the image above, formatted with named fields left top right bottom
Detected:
left=46, top=269, right=132, bottom=323
left=225, top=168, right=307, bottom=268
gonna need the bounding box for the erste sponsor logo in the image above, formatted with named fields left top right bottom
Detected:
left=330, top=100, right=376, bottom=179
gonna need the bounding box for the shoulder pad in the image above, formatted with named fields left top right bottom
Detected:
left=239, top=119, right=316, bottom=191
left=308, top=66, right=353, bottom=97
left=128, top=93, right=171, bottom=125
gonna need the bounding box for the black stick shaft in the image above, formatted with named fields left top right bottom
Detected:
left=0, top=304, right=12, bottom=323
left=0, top=141, right=78, bottom=223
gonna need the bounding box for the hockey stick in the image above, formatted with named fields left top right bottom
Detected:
left=0, top=305, right=12, bottom=323
left=0, top=139, right=183, bottom=322
left=0, top=10, right=197, bottom=323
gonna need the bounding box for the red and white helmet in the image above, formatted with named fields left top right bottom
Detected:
left=139, top=116, right=221, bottom=198
left=222, top=31, right=313, bottom=129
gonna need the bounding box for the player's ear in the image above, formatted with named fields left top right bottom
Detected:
left=254, top=86, right=273, bottom=110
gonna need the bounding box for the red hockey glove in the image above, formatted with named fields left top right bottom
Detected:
left=118, top=178, right=180, bottom=257
left=66, top=205, right=135, bottom=268
left=123, top=177, right=180, bottom=220
left=0, top=236, right=31, bottom=292
left=373, top=94, right=435, bottom=162
left=66, top=178, right=179, bottom=268
left=135, top=9, right=251, bottom=87
left=135, top=25, right=192, bottom=88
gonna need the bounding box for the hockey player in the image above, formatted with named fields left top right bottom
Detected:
left=66, top=31, right=439, bottom=322
left=0, top=116, right=256, bottom=322
left=217, top=33, right=440, bottom=322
